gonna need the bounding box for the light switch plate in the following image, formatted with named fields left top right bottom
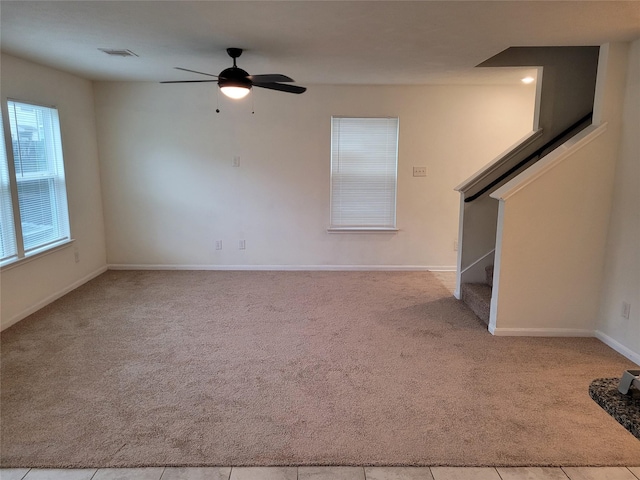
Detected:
left=413, top=166, right=427, bottom=177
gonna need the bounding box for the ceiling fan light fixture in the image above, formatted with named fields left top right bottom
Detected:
left=220, top=85, right=251, bottom=99
left=218, top=66, right=252, bottom=99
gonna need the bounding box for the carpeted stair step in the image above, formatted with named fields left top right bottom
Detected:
left=486, top=265, right=494, bottom=287
left=461, top=282, right=492, bottom=325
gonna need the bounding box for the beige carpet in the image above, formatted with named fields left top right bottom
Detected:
left=1, top=270, right=639, bottom=467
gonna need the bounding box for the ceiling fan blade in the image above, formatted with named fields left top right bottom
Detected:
left=160, top=80, right=218, bottom=83
left=174, top=67, right=218, bottom=78
left=254, top=83, right=307, bottom=94
left=249, top=74, right=294, bottom=83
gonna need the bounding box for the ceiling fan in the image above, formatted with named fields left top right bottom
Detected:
left=161, top=48, right=307, bottom=99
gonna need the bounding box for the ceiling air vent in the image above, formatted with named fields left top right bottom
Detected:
left=98, top=48, right=138, bottom=57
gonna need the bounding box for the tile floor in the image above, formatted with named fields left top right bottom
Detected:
left=1, top=466, right=639, bottom=480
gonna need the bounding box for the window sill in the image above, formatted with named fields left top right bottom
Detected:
left=327, top=228, right=399, bottom=233
left=0, top=239, right=75, bottom=272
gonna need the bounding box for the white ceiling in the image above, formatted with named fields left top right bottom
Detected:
left=1, top=1, right=638, bottom=86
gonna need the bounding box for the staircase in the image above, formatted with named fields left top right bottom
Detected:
left=454, top=46, right=601, bottom=333
left=461, top=265, right=493, bottom=325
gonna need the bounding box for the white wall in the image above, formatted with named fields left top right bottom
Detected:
left=490, top=124, right=620, bottom=334
left=0, top=54, right=107, bottom=330
left=597, top=39, right=640, bottom=362
left=94, top=82, right=535, bottom=268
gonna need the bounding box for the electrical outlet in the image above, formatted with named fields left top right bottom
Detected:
left=413, top=166, right=427, bottom=177
left=215, top=240, right=223, bottom=250
left=74, top=246, right=80, bottom=263
left=239, top=240, right=246, bottom=250
left=232, top=155, right=240, bottom=167
left=453, top=240, right=458, bottom=252
left=621, top=301, right=631, bottom=319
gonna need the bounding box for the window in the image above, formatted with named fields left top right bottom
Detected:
left=0, top=115, right=17, bottom=262
left=0, top=100, right=71, bottom=266
left=330, top=117, right=399, bottom=230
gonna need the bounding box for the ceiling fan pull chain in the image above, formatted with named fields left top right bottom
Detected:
left=216, top=89, right=221, bottom=114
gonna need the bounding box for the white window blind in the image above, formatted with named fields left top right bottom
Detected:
left=0, top=114, right=17, bottom=262
left=7, top=100, right=70, bottom=256
left=330, top=117, right=399, bottom=229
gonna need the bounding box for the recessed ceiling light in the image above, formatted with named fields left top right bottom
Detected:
left=98, top=48, right=138, bottom=57
left=521, top=76, right=535, bottom=84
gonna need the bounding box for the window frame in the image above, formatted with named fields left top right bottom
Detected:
left=328, top=116, right=400, bottom=232
left=0, top=98, right=73, bottom=268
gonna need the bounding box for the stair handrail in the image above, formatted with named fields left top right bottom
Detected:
left=464, top=112, right=593, bottom=203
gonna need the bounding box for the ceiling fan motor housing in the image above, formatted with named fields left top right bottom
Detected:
left=218, top=66, right=252, bottom=90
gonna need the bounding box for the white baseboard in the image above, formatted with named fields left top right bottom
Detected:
left=107, top=264, right=457, bottom=272
left=489, top=326, right=594, bottom=337
left=1, top=265, right=108, bottom=331
left=595, top=330, right=640, bottom=366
